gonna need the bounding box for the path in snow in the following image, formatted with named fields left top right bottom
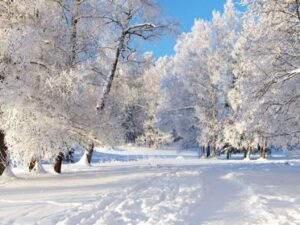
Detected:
left=0, top=161, right=300, bottom=225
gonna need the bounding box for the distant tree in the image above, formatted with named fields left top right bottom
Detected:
left=159, top=0, right=241, bottom=154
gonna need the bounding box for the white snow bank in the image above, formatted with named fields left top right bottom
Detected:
left=32, top=161, right=47, bottom=174
left=0, top=166, right=17, bottom=184
left=76, top=152, right=91, bottom=167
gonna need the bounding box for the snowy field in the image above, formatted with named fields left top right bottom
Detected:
left=1, top=148, right=300, bottom=225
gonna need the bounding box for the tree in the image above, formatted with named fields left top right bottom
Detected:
left=158, top=0, right=240, bottom=154
left=135, top=56, right=172, bottom=147
left=0, top=0, right=73, bottom=168
left=0, top=0, right=102, bottom=167
left=97, top=0, right=173, bottom=111
left=226, top=0, right=300, bottom=156
left=0, top=0, right=173, bottom=169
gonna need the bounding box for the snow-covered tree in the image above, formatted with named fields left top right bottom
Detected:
left=0, top=0, right=72, bottom=167
left=0, top=0, right=173, bottom=170
left=136, top=56, right=174, bottom=148
left=226, top=0, right=300, bottom=157
left=97, top=0, right=174, bottom=111
left=0, top=1, right=108, bottom=167
left=249, top=0, right=300, bottom=149
left=158, top=0, right=241, bottom=154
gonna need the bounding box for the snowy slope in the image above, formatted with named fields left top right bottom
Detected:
left=0, top=151, right=300, bottom=225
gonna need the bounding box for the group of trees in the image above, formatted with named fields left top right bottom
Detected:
left=140, top=0, right=299, bottom=159
left=0, top=0, right=171, bottom=173
left=0, top=0, right=299, bottom=175
left=223, top=0, right=300, bottom=158
left=164, top=0, right=241, bottom=158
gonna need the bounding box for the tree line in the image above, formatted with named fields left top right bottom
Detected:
left=142, top=0, right=299, bottom=159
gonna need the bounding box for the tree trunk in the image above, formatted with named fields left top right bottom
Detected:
left=206, top=144, right=211, bottom=158
left=245, top=146, right=252, bottom=160
left=0, top=130, right=8, bottom=176
left=258, top=144, right=266, bottom=159
left=243, top=147, right=247, bottom=159
left=296, top=0, right=300, bottom=20
left=54, top=152, right=64, bottom=174
left=263, top=138, right=268, bottom=159
left=258, top=144, right=262, bottom=158
left=211, top=85, right=219, bottom=159
left=226, top=148, right=231, bottom=160
left=212, top=142, right=217, bottom=159
left=99, top=33, right=126, bottom=111
left=261, top=147, right=266, bottom=159
left=29, top=155, right=37, bottom=172
left=86, top=142, right=94, bottom=164
left=69, top=0, right=80, bottom=67
left=200, top=146, right=205, bottom=158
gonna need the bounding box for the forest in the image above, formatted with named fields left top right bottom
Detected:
left=0, top=0, right=299, bottom=174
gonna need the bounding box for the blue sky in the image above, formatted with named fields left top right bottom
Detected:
left=142, top=0, right=228, bottom=57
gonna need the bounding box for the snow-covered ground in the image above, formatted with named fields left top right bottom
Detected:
left=1, top=148, right=300, bottom=225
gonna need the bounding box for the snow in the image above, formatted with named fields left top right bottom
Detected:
left=0, top=148, right=300, bottom=225
left=289, top=68, right=300, bottom=74
left=76, top=153, right=92, bottom=167
left=0, top=166, right=17, bottom=183
left=32, top=161, right=47, bottom=174
left=87, top=146, right=199, bottom=164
